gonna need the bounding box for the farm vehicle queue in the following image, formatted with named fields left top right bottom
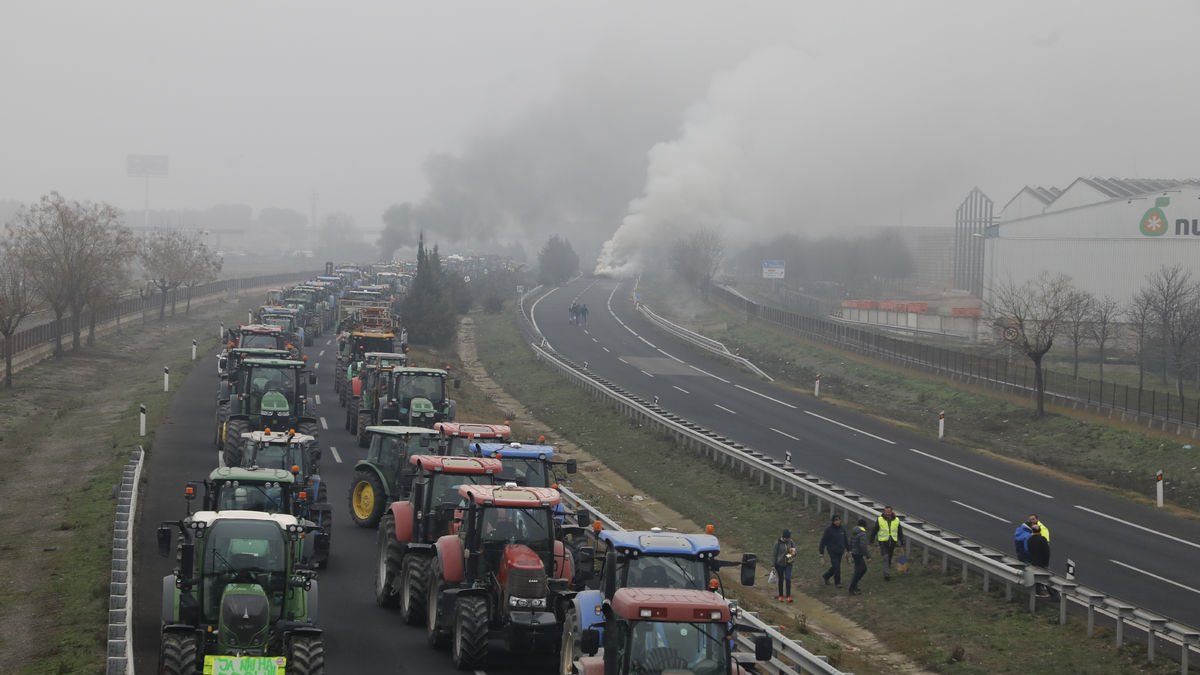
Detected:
left=154, top=263, right=776, bottom=674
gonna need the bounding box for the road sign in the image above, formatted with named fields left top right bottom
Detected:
left=762, top=259, right=785, bottom=279
left=126, top=154, right=168, bottom=177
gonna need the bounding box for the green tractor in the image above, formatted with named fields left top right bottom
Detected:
left=347, top=425, right=440, bottom=528
left=217, top=358, right=318, bottom=466
left=156, top=510, right=324, bottom=674
left=378, top=367, right=457, bottom=429
left=346, top=352, right=409, bottom=441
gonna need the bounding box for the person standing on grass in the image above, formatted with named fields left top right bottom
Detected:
left=819, top=515, right=849, bottom=588
left=848, top=518, right=870, bottom=595
left=869, top=505, right=905, bottom=581
left=772, top=528, right=796, bottom=602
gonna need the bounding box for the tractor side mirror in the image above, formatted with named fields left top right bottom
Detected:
left=754, top=635, right=774, bottom=662
left=740, top=553, right=757, bottom=587
left=576, top=509, right=590, bottom=528
left=574, top=546, right=595, bottom=583
left=308, top=372, right=317, bottom=385
left=580, top=628, right=600, bottom=657
left=565, top=459, right=577, bottom=474
left=156, top=526, right=172, bottom=558
left=453, top=378, right=461, bottom=389
left=602, top=549, right=618, bottom=599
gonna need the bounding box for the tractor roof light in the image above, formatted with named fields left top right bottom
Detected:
left=639, top=608, right=652, bottom=618
left=537, top=435, right=546, bottom=443
left=184, top=485, right=194, bottom=498
left=708, top=579, right=720, bottom=591
left=705, top=524, right=716, bottom=535
left=593, top=520, right=602, bottom=533
left=298, top=491, right=308, bottom=501
left=291, top=465, right=300, bottom=475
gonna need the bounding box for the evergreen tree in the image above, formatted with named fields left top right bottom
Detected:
left=401, top=234, right=460, bottom=347
left=538, top=236, right=579, bottom=285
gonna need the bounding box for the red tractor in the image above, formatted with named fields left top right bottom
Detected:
left=433, top=421, right=512, bottom=456
left=425, top=484, right=576, bottom=670
left=375, top=455, right=504, bottom=625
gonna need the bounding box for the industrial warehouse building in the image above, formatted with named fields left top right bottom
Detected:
left=959, top=177, right=1200, bottom=310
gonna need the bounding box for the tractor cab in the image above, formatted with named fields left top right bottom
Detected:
left=385, top=367, right=456, bottom=428
left=265, top=288, right=286, bottom=305
left=575, top=588, right=772, bottom=675
left=233, top=324, right=288, bottom=351
left=470, top=442, right=576, bottom=489
left=405, top=456, right=503, bottom=542
left=435, top=422, right=512, bottom=456
left=201, top=467, right=295, bottom=514
left=348, top=426, right=441, bottom=527
left=218, top=358, right=317, bottom=460
left=218, top=347, right=292, bottom=381
left=156, top=511, right=322, bottom=672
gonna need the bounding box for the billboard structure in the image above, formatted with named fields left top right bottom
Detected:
left=127, top=154, right=169, bottom=227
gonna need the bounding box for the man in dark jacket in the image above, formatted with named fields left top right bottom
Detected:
left=869, top=505, right=906, bottom=581
left=848, top=518, right=870, bottom=595
left=1026, top=524, right=1051, bottom=597
left=819, top=515, right=849, bottom=588
left=772, top=529, right=796, bottom=602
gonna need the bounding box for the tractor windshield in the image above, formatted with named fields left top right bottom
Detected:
left=248, top=368, right=296, bottom=412
left=241, top=334, right=281, bottom=349
left=252, top=442, right=305, bottom=473
left=261, top=316, right=294, bottom=331
left=622, top=555, right=708, bottom=591
left=353, top=336, right=394, bottom=355
left=480, top=507, right=553, bottom=552
left=394, top=374, right=445, bottom=403
left=495, top=458, right=548, bottom=488
left=625, top=620, right=726, bottom=675
left=201, top=519, right=288, bottom=622
left=215, top=483, right=287, bottom=513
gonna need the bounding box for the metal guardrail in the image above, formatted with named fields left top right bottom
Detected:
left=519, top=285, right=1200, bottom=673
left=557, top=486, right=844, bottom=675
left=637, top=304, right=774, bottom=381
left=107, top=446, right=144, bottom=675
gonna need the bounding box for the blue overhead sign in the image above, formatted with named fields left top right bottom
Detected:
left=762, top=260, right=785, bottom=279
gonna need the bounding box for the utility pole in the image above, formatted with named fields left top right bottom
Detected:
left=310, top=190, right=318, bottom=248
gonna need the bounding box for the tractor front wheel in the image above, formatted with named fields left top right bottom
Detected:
left=426, top=563, right=449, bottom=649
left=348, top=471, right=386, bottom=528
left=401, top=556, right=427, bottom=626
left=375, top=512, right=402, bottom=608
left=158, top=631, right=199, bottom=675
left=559, top=605, right=580, bottom=675
left=287, top=634, right=326, bottom=675
left=452, top=595, right=490, bottom=670
left=223, top=419, right=250, bottom=468
left=357, top=412, right=371, bottom=447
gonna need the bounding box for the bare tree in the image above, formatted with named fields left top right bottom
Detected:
left=1125, top=290, right=1156, bottom=391
left=1062, top=288, right=1094, bottom=383
left=0, top=248, right=36, bottom=387
left=1163, top=285, right=1200, bottom=401
left=1143, top=265, right=1192, bottom=385
left=180, top=236, right=222, bottom=312
left=1088, top=296, right=1121, bottom=387
left=669, top=226, right=724, bottom=299
left=139, top=229, right=193, bottom=319
left=988, top=273, right=1075, bottom=417
left=6, top=193, right=125, bottom=355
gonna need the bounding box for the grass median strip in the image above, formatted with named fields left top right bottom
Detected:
left=469, top=308, right=1177, bottom=674
left=0, top=298, right=259, bottom=674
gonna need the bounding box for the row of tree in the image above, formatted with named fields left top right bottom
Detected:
left=989, top=264, right=1200, bottom=416
left=0, top=192, right=220, bottom=387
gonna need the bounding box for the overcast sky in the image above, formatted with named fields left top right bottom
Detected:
left=3, top=1, right=1200, bottom=266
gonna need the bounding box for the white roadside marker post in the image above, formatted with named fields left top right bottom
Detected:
left=814, top=374, right=821, bottom=398
left=163, top=366, right=170, bottom=392
left=938, top=411, right=945, bottom=439
left=219, top=321, right=224, bottom=340
left=139, top=403, right=146, bottom=437
left=191, top=339, right=197, bottom=361
left=1156, top=470, right=1164, bottom=508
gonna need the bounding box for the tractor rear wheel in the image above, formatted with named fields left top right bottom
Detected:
left=348, top=471, right=386, bottom=528
left=223, top=419, right=250, bottom=468
left=214, top=402, right=229, bottom=449
left=297, top=420, right=319, bottom=442
left=401, top=556, right=427, bottom=626
left=158, top=631, right=199, bottom=675
left=375, top=512, right=402, bottom=608
left=286, top=634, right=326, bottom=675
left=348, top=403, right=359, bottom=435
left=452, top=595, right=490, bottom=670
left=357, top=412, right=371, bottom=447
left=559, top=605, right=580, bottom=675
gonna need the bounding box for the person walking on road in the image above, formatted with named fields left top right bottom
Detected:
left=580, top=303, right=589, bottom=326
left=772, top=529, right=796, bottom=603
left=819, top=515, right=849, bottom=588
left=869, top=505, right=905, bottom=581
left=848, top=518, right=870, bottom=595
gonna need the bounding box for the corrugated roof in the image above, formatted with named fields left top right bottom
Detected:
left=1080, top=177, right=1200, bottom=200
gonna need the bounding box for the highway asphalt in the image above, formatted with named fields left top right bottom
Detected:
left=534, top=278, right=1200, bottom=629
left=132, top=326, right=552, bottom=673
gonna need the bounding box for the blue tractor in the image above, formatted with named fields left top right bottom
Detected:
left=558, top=528, right=757, bottom=675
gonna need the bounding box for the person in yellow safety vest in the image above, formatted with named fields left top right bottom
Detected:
left=868, top=505, right=906, bottom=581
left=1028, top=514, right=1049, bottom=542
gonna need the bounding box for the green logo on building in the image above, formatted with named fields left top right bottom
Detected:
left=1140, top=196, right=1170, bottom=237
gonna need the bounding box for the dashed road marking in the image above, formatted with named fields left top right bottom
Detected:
left=735, top=384, right=798, bottom=409
left=319, top=349, right=325, bottom=356
left=319, top=417, right=328, bottom=430
left=637, top=335, right=657, bottom=348
left=314, top=394, right=321, bottom=405
left=713, top=404, right=737, bottom=415
left=673, top=385, right=690, bottom=394
left=687, top=364, right=731, bottom=384
left=1075, top=505, right=1200, bottom=550
left=951, top=500, right=1008, bottom=523
left=909, top=448, right=1054, bottom=499
left=770, top=427, right=800, bottom=441
left=640, top=370, right=655, bottom=378
left=804, top=411, right=895, bottom=445
left=602, top=347, right=610, bottom=353
left=618, top=357, right=628, bottom=364
left=1109, top=559, right=1200, bottom=595
left=329, top=446, right=342, bottom=463
left=845, top=458, right=887, bottom=475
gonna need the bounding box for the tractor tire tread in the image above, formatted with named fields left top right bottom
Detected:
left=452, top=595, right=490, bottom=670
left=287, top=634, right=326, bottom=675
left=401, top=556, right=427, bottom=626
left=159, top=631, right=200, bottom=675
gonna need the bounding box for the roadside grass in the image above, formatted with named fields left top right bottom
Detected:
left=642, top=286, right=1200, bottom=512
left=468, top=307, right=1178, bottom=674
left=0, top=301, right=256, bottom=674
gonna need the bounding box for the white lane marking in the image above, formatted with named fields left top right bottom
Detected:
left=1075, top=505, right=1200, bottom=551
left=529, top=285, right=559, bottom=343
left=592, top=337, right=598, bottom=343
left=319, top=417, right=328, bottom=430
left=1109, top=559, right=1200, bottom=596
left=584, top=330, right=589, bottom=335
left=687, top=364, right=731, bottom=384
left=735, top=384, right=798, bottom=409
left=314, top=362, right=320, bottom=370
left=325, top=339, right=332, bottom=346
left=314, top=394, right=321, bottom=405
left=908, top=448, right=1054, bottom=499
left=804, top=411, right=895, bottom=445
left=618, top=357, right=628, bottom=364
left=329, top=446, right=342, bottom=464
left=657, top=348, right=685, bottom=363
left=713, top=404, right=738, bottom=415
left=637, top=335, right=657, bottom=348
left=952, top=500, right=1008, bottom=523
left=319, top=349, right=325, bottom=356
left=640, top=370, right=655, bottom=378
left=845, top=458, right=887, bottom=476
left=673, top=385, right=690, bottom=394
left=770, top=427, right=800, bottom=441
left=602, top=347, right=610, bottom=353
